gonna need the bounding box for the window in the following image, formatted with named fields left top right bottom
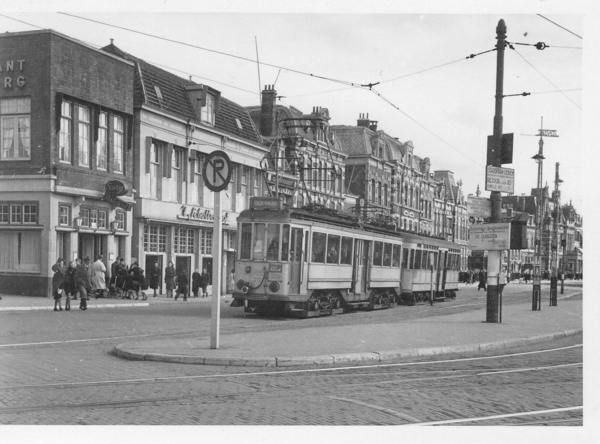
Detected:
left=171, top=149, right=183, bottom=202
left=266, top=224, right=280, bottom=261
left=240, top=223, right=252, bottom=260
left=174, top=228, right=195, bottom=254
left=281, top=224, right=290, bottom=262
left=311, top=232, right=327, bottom=263
left=78, top=106, right=90, bottom=167
left=326, top=234, right=340, bottom=264
left=253, top=223, right=266, bottom=261
left=115, top=212, right=125, bottom=230
left=97, top=112, right=108, bottom=170
left=373, top=241, right=383, bottom=266
left=0, top=230, right=41, bottom=272
left=193, top=153, right=203, bottom=205
left=200, top=228, right=212, bottom=255
left=0, top=203, right=38, bottom=225
left=144, top=224, right=167, bottom=253
left=402, top=248, right=409, bottom=269
left=241, top=167, right=247, bottom=185
left=1, top=97, right=30, bottom=160
left=98, top=211, right=107, bottom=229
left=383, top=243, right=392, bottom=266
left=340, top=236, right=353, bottom=265
left=414, top=250, right=422, bottom=270
left=113, top=115, right=124, bottom=173
left=90, top=209, right=98, bottom=228
left=59, top=205, right=70, bottom=226
left=150, top=142, right=160, bottom=199
left=80, top=209, right=89, bottom=227
left=201, top=94, right=215, bottom=125
left=392, top=245, right=401, bottom=267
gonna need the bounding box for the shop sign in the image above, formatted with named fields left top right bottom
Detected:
left=179, top=205, right=230, bottom=224
left=104, top=180, right=128, bottom=197
left=267, top=173, right=297, bottom=189
left=1, top=59, right=26, bottom=89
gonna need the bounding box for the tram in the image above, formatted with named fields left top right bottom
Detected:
left=231, top=197, right=459, bottom=317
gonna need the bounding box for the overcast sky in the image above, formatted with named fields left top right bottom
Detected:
left=0, top=1, right=590, bottom=213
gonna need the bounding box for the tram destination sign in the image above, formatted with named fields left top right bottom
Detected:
left=485, top=166, right=515, bottom=194
left=469, top=223, right=511, bottom=251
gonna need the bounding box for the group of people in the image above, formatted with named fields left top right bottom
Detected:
left=51, top=255, right=108, bottom=311
left=51, top=256, right=212, bottom=309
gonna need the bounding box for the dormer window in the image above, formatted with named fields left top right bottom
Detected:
left=201, top=94, right=215, bottom=125
left=235, top=118, right=243, bottom=130
left=154, top=86, right=163, bottom=100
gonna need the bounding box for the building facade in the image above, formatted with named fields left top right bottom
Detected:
left=0, top=30, right=135, bottom=296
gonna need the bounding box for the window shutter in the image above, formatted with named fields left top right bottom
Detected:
left=249, top=168, right=255, bottom=197
left=92, top=106, right=100, bottom=142
left=145, top=137, right=152, bottom=174
left=183, top=149, right=188, bottom=182
left=190, top=158, right=195, bottom=183
left=236, top=165, right=242, bottom=193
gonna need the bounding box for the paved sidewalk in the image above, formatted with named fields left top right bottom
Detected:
left=113, top=295, right=582, bottom=368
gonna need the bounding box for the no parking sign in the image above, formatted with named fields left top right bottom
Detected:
left=202, top=150, right=232, bottom=192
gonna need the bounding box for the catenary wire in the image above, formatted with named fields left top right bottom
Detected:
left=537, top=14, right=582, bottom=39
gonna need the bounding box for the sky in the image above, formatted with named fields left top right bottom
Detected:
left=0, top=1, right=590, bottom=215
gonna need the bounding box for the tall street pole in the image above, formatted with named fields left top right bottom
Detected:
left=532, top=119, right=544, bottom=311
left=486, top=19, right=506, bottom=323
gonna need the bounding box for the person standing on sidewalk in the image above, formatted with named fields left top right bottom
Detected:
left=200, top=268, right=210, bottom=298
left=91, top=255, right=107, bottom=299
left=51, top=258, right=65, bottom=311
left=165, top=261, right=176, bottom=298
left=75, top=257, right=92, bottom=310
left=149, top=262, right=162, bottom=297
left=175, top=267, right=189, bottom=301
left=192, top=269, right=201, bottom=298
left=478, top=269, right=487, bottom=291
left=63, top=260, right=77, bottom=311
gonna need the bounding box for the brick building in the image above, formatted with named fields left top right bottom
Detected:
left=0, top=30, right=135, bottom=296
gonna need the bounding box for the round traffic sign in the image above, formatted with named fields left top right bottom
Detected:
left=202, top=150, right=233, bottom=192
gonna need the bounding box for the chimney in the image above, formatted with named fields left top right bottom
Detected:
left=260, top=85, right=277, bottom=137
left=357, top=113, right=370, bottom=128
left=369, top=120, right=378, bottom=132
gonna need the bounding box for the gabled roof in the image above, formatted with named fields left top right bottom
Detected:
left=502, top=195, right=537, bottom=215
left=101, top=43, right=262, bottom=144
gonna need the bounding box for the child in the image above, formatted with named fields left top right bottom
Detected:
left=52, top=258, right=65, bottom=311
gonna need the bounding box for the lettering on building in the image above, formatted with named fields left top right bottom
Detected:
left=179, top=205, right=230, bottom=224
left=1, top=60, right=26, bottom=89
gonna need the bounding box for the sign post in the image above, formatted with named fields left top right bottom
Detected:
left=202, top=150, right=232, bottom=349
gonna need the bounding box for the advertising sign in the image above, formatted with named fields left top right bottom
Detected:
left=469, top=223, right=511, bottom=251
left=486, top=166, right=515, bottom=193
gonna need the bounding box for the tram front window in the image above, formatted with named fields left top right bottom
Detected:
left=253, top=223, right=266, bottom=261
left=266, top=224, right=280, bottom=261
left=240, top=223, right=252, bottom=260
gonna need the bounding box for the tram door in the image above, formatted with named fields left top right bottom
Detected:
left=290, top=228, right=303, bottom=294
left=436, top=250, right=447, bottom=292
left=353, top=240, right=369, bottom=294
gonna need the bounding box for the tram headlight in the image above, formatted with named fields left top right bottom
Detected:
left=241, top=286, right=249, bottom=294
left=237, top=279, right=247, bottom=290
left=268, top=281, right=280, bottom=292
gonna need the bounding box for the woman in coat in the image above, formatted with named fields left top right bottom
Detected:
left=192, top=269, right=201, bottom=298
left=51, top=258, right=66, bottom=311
left=165, top=261, right=176, bottom=298
left=63, top=260, right=77, bottom=311
left=91, top=255, right=107, bottom=299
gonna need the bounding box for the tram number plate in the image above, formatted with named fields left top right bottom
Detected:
left=252, top=276, right=263, bottom=285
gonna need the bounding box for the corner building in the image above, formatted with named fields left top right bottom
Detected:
left=0, top=30, right=135, bottom=296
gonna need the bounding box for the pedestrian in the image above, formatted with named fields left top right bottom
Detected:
left=478, top=269, right=487, bottom=291
left=52, top=258, right=65, bottom=311
left=175, top=267, right=189, bottom=301
left=63, top=260, right=77, bottom=311
left=110, top=257, right=120, bottom=288
left=200, top=268, right=210, bottom=298
left=72, top=257, right=82, bottom=300
left=128, top=262, right=147, bottom=300
left=75, top=257, right=93, bottom=310
left=91, top=254, right=107, bottom=299
left=192, top=269, right=201, bottom=298
left=228, top=268, right=235, bottom=293
left=165, top=261, right=176, bottom=298
left=149, top=262, right=162, bottom=297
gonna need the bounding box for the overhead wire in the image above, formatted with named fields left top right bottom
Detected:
left=511, top=48, right=582, bottom=110
left=537, top=14, right=582, bottom=40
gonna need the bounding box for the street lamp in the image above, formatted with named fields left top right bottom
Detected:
left=73, top=216, right=83, bottom=231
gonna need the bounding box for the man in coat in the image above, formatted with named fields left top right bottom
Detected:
left=91, top=255, right=107, bottom=299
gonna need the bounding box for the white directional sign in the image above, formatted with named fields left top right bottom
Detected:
left=469, top=223, right=511, bottom=251
left=485, top=165, right=515, bottom=194
left=467, top=196, right=491, bottom=219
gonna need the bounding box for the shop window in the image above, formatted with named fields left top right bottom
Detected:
left=1, top=97, right=30, bottom=160
left=200, top=228, right=212, bottom=255
left=0, top=230, right=41, bottom=272
left=174, top=228, right=195, bottom=254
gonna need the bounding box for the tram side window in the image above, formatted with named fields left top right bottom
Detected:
left=281, top=224, right=290, bottom=262
left=402, top=248, right=409, bottom=269
left=414, top=250, right=422, bottom=270
left=422, top=251, right=429, bottom=269
left=392, top=245, right=401, bottom=267
left=409, top=249, right=415, bottom=270
left=432, top=252, right=438, bottom=269
left=383, top=243, right=392, bottom=266
left=373, top=241, right=383, bottom=266
left=253, top=223, right=266, bottom=261
left=240, top=223, right=252, bottom=260
left=311, top=232, right=327, bottom=263
left=326, top=234, right=340, bottom=264
left=340, top=236, right=353, bottom=265
left=266, top=224, right=280, bottom=261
